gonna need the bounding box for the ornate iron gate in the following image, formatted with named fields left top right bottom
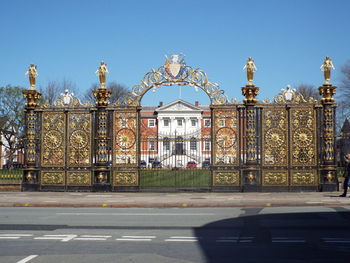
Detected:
left=22, top=56, right=337, bottom=192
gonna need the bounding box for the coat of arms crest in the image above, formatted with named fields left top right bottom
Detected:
left=164, top=54, right=185, bottom=79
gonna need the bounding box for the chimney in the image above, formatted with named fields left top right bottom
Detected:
left=195, top=101, right=199, bottom=106
left=159, top=101, right=163, bottom=107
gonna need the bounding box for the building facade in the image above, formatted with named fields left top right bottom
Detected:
left=140, top=100, right=211, bottom=168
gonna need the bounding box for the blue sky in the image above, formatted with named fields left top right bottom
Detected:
left=1, top=0, right=349, bottom=106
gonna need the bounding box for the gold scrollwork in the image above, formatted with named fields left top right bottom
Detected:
left=291, top=170, right=317, bottom=186
left=41, top=112, right=65, bottom=167
left=116, top=128, right=136, bottom=149
left=213, top=109, right=239, bottom=165
left=213, top=171, right=239, bottom=186
left=114, top=111, right=138, bottom=166
left=290, top=108, right=316, bottom=166
left=262, top=109, right=288, bottom=166
left=68, top=113, right=91, bottom=166
left=262, top=171, right=288, bottom=186
left=119, top=56, right=228, bottom=106
left=215, top=127, right=236, bottom=148
left=67, top=171, right=91, bottom=186
left=41, top=171, right=65, bottom=185
left=113, top=171, right=138, bottom=186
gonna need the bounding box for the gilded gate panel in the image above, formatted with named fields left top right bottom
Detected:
left=41, top=112, right=65, bottom=167
left=113, top=171, right=138, bottom=186
left=213, top=171, right=239, bottom=186
left=291, top=170, right=317, bottom=186
left=41, top=171, right=65, bottom=185
left=290, top=108, right=316, bottom=166
left=113, top=111, right=138, bottom=166
left=262, top=108, right=288, bottom=166
left=67, top=171, right=91, bottom=186
left=262, top=170, right=288, bottom=186
left=213, top=108, right=239, bottom=165
left=67, top=113, right=92, bottom=166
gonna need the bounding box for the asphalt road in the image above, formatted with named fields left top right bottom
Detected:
left=0, top=206, right=350, bottom=263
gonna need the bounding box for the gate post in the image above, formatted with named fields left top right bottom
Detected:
left=93, top=62, right=112, bottom=191
left=241, top=57, right=260, bottom=191
left=319, top=57, right=337, bottom=191
left=22, top=64, right=41, bottom=191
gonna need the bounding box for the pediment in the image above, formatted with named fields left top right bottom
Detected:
left=156, top=100, right=202, bottom=112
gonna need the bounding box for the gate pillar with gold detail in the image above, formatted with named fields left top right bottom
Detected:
left=93, top=62, right=112, bottom=191
left=241, top=57, right=260, bottom=191
left=319, top=56, right=337, bottom=191
left=22, top=64, right=41, bottom=191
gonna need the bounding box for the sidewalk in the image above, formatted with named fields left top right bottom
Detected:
left=0, top=191, right=350, bottom=208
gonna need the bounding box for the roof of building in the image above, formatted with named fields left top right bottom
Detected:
left=141, top=100, right=209, bottom=115
left=341, top=118, right=350, bottom=136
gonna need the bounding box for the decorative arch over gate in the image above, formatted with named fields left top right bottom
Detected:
left=117, top=54, right=228, bottom=106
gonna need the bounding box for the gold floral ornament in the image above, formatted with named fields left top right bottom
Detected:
left=54, top=90, right=83, bottom=107
left=266, top=128, right=285, bottom=147
left=273, top=85, right=309, bottom=104
left=116, top=128, right=136, bottom=149
left=263, top=171, right=288, bottom=186
left=216, top=127, right=236, bottom=148
left=214, top=171, right=239, bottom=186
left=262, top=109, right=288, bottom=166
left=119, top=54, right=228, bottom=106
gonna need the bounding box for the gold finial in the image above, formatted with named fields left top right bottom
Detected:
left=243, top=57, right=257, bottom=84
left=320, top=56, right=335, bottom=85
left=95, top=61, right=109, bottom=88
left=25, top=64, right=38, bottom=90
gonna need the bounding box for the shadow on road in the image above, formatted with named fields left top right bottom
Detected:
left=195, top=208, right=350, bottom=263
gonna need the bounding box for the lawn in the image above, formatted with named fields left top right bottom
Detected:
left=0, top=169, right=22, bottom=184
left=140, top=169, right=211, bottom=188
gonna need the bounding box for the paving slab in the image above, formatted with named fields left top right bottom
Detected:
left=0, top=191, right=349, bottom=208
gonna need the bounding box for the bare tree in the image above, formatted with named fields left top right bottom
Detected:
left=336, top=60, right=350, bottom=133
left=84, top=82, right=129, bottom=104
left=295, top=84, right=320, bottom=100
left=39, top=79, right=78, bottom=105
left=0, top=85, right=26, bottom=169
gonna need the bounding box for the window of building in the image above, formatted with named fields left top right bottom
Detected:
left=219, top=119, right=225, bottom=127
left=191, top=119, right=197, bottom=127
left=163, top=137, right=170, bottom=151
left=177, top=119, right=183, bottom=127
left=204, top=119, right=211, bottom=127
left=164, top=119, right=169, bottom=127
left=190, top=137, right=197, bottom=151
left=148, top=119, right=155, bottom=127
left=205, top=140, right=211, bottom=151
left=149, top=141, right=155, bottom=151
